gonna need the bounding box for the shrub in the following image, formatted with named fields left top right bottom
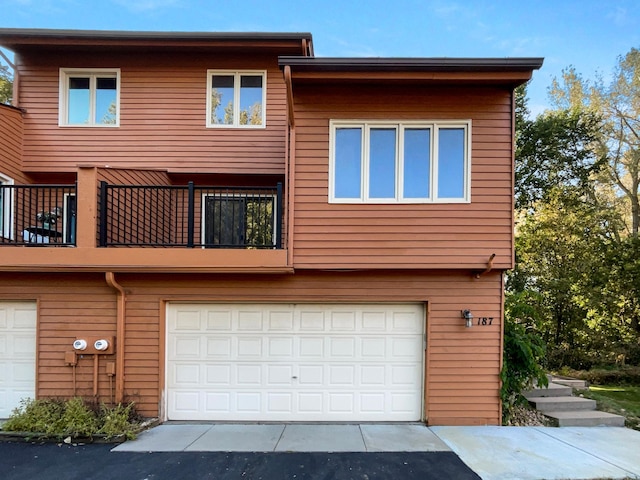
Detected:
left=501, top=315, right=548, bottom=423
left=60, top=397, right=98, bottom=438
left=2, top=398, right=65, bottom=436
left=557, top=366, right=640, bottom=385
left=98, top=402, right=139, bottom=440
left=2, top=397, right=141, bottom=440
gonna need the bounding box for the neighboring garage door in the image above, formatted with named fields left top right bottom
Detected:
left=0, top=301, right=36, bottom=418
left=166, top=303, right=424, bottom=422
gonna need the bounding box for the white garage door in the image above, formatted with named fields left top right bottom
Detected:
left=166, top=303, right=424, bottom=422
left=0, top=301, right=36, bottom=418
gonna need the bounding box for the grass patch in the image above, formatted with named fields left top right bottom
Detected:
left=581, top=385, right=640, bottom=431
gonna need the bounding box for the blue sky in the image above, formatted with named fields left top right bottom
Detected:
left=1, top=0, right=638, bottom=115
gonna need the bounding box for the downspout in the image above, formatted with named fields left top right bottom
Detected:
left=284, top=65, right=296, bottom=266
left=106, top=272, right=126, bottom=404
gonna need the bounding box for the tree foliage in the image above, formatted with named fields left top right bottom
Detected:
left=515, top=86, right=604, bottom=209
left=510, top=64, right=640, bottom=371
left=550, top=49, right=640, bottom=236
left=0, top=63, right=12, bottom=105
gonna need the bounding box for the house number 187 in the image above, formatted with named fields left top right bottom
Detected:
left=477, top=317, right=493, bottom=326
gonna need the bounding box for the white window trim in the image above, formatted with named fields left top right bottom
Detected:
left=201, top=193, right=277, bottom=247
left=206, top=70, right=267, bottom=129
left=58, top=68, right=121, bottom=127
left=0, top=173, right=14, bottom=239
left=329, top=120, right=471, bottom=204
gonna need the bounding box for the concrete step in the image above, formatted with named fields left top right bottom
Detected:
left=523, top=382, right=573, bottom=399
left=543, top=410, right=626, bottom=427
left=547, top=375, right=588, bottom=389
left=528, top=396, right=596, bottom=412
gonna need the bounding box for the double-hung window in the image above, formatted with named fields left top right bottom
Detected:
left=59, top=68, right=120, bottom=126
left=206, top=71, right=266, bottom=128
left=330, top=121, right=471, bottom=203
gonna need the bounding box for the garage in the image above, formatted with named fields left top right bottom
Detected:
left=166, top=303, right=425, bottom=421
left=0, top=301, right=37, bottom=418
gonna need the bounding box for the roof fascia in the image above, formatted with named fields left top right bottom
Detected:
left=0, top=28, right=313, bottom=52
left=278, top=56, right=543, bottom=87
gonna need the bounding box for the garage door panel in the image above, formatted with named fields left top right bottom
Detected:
left=173, top=337, right=200, bottom=358
left=268, top=337, right=293, bottom=356
left=173, top=309, right=201, bottom=330
left=167, top=303, right=424, bottom=422
left=173, top=364, right=200, bottom=385
left=207, top=310, right=231, bottom=330
left=267, top=364, right=293, bottom=385
left=299, top=337, right=323, bottom=356
left=0, top=302, right=36, bottom=418
left=207, top=364, right=231, bottom=384
left=238, top=310, right=263, bottom=330
left=268, top=310, right=294, bottom=330
left=206, top=392, right=230, bottom=412
left=268, top=392, right=292, bottom=412
left=299, top=311, right=324, bottom=330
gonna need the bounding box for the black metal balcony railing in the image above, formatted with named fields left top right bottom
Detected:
left=99, top=182, right=283, bottom=248
left=0, top=184, right=77, bottom=246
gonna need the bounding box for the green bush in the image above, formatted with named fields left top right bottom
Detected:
left=2, top=398, right=65, bottom=436
left=2, top=397, right=140, bottom=440
left=60, top=397, right=98, bottom=438
left=557, top=366, right=640, bottom=385
left=98, top=402, right=139, bottom=440
left=501, top=315, right=548, bottom=423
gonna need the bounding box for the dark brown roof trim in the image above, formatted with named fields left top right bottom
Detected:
left=0, top=28, right=312, bottom=42
left=279, top=56, right=544, bottom=72
left=0, top=28, right=313, bottom=53
left=0, top=103, right=25, bottom=114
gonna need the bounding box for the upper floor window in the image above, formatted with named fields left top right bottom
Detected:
left=329, top=120, right=471, bottom=203
left=206, top=71, right=266, bottom=128
left=0, top=174, right=14, bottom=239
left=59, top=69, right=120, bottom=127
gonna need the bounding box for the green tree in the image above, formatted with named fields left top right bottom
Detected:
left=515, top=85, right=604, bottom=210
left=0, top=63, right=12, bottom=105
left=510, top=86, right=633, bottom=370
left=513, top=188, right=620, bottom=368
left=550, top=49, right=640, bottom=236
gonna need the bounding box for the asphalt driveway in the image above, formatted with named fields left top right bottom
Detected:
left=1, top=442, right=480, bottom=480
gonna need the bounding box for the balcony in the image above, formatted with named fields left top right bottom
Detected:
left=99, top=182, right=283, bottom=249
left=0, top=184, right=77, bottom=246
left=0, top=170, right=289, bottom=273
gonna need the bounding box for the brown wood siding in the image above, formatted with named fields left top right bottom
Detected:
left=291, top=84, right=514, bottom=271
left=0, top=105, right=28, bottom=182
left=0, top=270, right=502, bottom=425
left=16, top=51, right=287, bottom=175
left=96, top=167, right=171, bottom=186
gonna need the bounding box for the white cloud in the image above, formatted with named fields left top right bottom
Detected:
left=606, top=6, right=629, bottom=27
left=111, top=0, right=180, bottom=13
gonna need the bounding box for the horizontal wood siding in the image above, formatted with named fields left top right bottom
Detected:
left=16, top=51, right=287, bottom=174
left=0, top=105, right=28, bottom=182
left=96, top=167, right=171, bottom=186
left=0, top=270, right=502, bottom=425
left=292, top=84, right=514, bottom=270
